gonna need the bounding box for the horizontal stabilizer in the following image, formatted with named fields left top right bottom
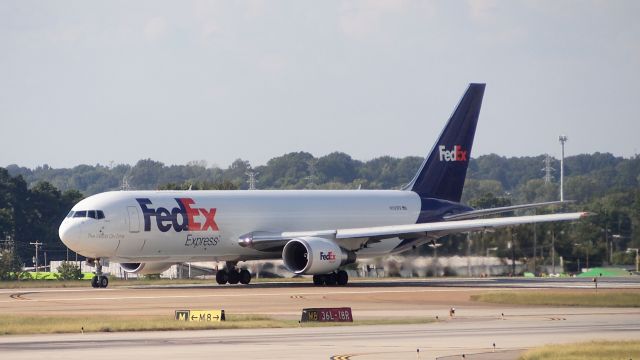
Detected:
left=442, top=200, right=575, bottom=221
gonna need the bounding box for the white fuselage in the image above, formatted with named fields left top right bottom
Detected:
left=59, top=190, right=422, bottom=263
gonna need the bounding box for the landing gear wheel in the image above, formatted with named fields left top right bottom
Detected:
left=91, top=259, right=107, bottom=288
left=312, top=275, right=324, bottom=286
left=228, top=270, right=240, bottom=284
left=216, top=269, right=228, bottom=285
left=336, top=270, right=348, bottom=286
left=239, top=269, right=251, bottom=285
left=325, top=272, right=337, bottom=286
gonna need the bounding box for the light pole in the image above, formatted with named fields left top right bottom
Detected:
left=30, top=241, right=42, bottom=275
left=507, top=240, right=516, bottom=276
left=575, top=242, right=590, bottom=271
left=532, top=210, right=537, bottom=273
left=547, top=230, right=557, bottom=274
left=601, top=227, right=611, bottom=265
left=552, top=231, right=556, bottom=274
left=612, top=234, right=622, bottom=264
left=486, top=247, right=498, bottom=276
left=428, top=242, right=443, bottom=277
left=559, top=135, right=568, bottom=202
left=466, top=233, right=472, bottom=277
left=574, top=243, right=582, bottom=273
left=627, top=248, right=639, bottom=272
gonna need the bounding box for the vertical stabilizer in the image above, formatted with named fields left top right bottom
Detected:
left=405, top=83, right=485, bottom=202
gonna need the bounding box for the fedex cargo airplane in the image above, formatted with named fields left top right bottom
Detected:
left=59, top=84, right=587, bottom=288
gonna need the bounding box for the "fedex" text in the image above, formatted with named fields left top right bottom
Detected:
left=136, top=198, right=219, bottom=233
left=438, top=145, right=468, bottom=162
left=320, top=251, right=336, bottom=262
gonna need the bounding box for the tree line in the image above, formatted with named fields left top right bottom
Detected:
left=1, top=151, right=639, bottom=274
left=0, top=168, right=83, bottom=273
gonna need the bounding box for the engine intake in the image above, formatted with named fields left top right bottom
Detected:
left=120, top=262, right=174, bottom=275
left=282, top=237, right=355, bottom=275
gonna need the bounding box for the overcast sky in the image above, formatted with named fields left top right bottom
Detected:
left=1, top=1, right=638, bottom=169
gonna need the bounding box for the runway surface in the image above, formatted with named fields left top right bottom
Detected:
left=1, top=277, right=639, bottom=359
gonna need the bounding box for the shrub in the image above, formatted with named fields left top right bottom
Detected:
left=57, top=261, right=83, bottom=280
left=0, top=249, right=23, bottom=280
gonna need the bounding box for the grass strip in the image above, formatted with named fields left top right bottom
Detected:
left=0, top=314, right=287, bottom=335
left=0, top=314, right=433, bottom=335
left=519, top=340, right=640, bottom=360
left=471, top=290, right=640, bottom=307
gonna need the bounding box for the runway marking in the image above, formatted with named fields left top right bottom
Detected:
left=0, top=288, right=116, bottom=295
left=331, top=354, right=354, bottom=360
left=9, top=293, right=31, bottom=301
left=0, top=288, right=506, bottom=303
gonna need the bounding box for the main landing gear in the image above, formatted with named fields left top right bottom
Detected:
left=91, top=259, right=109, bottom=288
left=216, top=262, right=251, bottom=285
left=313, top=270, right=348, bottom=286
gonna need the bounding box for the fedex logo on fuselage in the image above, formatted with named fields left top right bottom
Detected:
left=438, top=145, right=468, bottom=162
left=320, top=251, right=336, bottom=262
left=136, top=198, right=218, bottom=233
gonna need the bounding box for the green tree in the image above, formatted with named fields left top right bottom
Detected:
left=56, top=261, right=83, bottom=280
left=129, top=159, right=165, bottom=189
left=158, top=181, right=238, bottom=190
left=517, top=179, right=558, bottom=203
left=222, top=159, right=252, bottom=188
left=468, top=192, right=511, bottom=209
left=316, top=152, right=360, bottom=184
left=461, top=179, right=504, bottom=203
left=256, top=152, right=315, bottom=189
left=0, top=248, right=23, bottom=280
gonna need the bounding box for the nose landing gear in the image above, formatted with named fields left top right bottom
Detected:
left=90, top=259, right=109, bottom=288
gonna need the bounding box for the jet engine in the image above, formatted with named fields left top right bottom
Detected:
left=120, top=262, right=174, bottom=275
left=282, top=237, right=355, bottom=275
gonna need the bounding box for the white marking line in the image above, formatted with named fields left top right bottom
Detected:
left=0, top=288, right=118, bottom=295
left=0, top=287, right=501, bottom=303
left=0, top=283, right=629, bottom=296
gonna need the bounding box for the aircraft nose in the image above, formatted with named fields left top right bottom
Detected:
left=59, top=220, right=81, bottom=252
left=59, top=218, right=119, bottom=258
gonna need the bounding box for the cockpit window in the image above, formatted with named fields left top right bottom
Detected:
left=71, top=210, right=105, bottom=219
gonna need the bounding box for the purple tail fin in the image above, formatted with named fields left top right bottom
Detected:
left=406, top=83, right=485, bottom=202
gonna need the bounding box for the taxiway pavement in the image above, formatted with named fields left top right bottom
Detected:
left=1, top=277, right=639, bottom=359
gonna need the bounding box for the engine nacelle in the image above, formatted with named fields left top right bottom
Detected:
left=282, top=237, right=356, bottom=275
left=120, top=262, right=174, bottom=275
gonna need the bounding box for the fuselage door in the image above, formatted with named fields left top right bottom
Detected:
left=127, top=206, right=140, bottom=233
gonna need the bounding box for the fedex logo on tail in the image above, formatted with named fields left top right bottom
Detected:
left=136, top=198, right=218, bottom=233
left=438, top=145, right=468, bottom=162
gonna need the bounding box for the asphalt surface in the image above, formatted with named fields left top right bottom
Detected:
left=1, top=277, right=639, bottom=359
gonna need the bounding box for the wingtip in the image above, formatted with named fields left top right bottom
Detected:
left=580, top=212, right=596, bottom=218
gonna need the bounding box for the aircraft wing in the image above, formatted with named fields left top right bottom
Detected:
left=442, top=200, right=574, bottom=221
left=238, top=212, right=589, bottom=252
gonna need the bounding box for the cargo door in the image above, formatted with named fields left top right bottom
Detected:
left=127, top=206, right=140, bottom=233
